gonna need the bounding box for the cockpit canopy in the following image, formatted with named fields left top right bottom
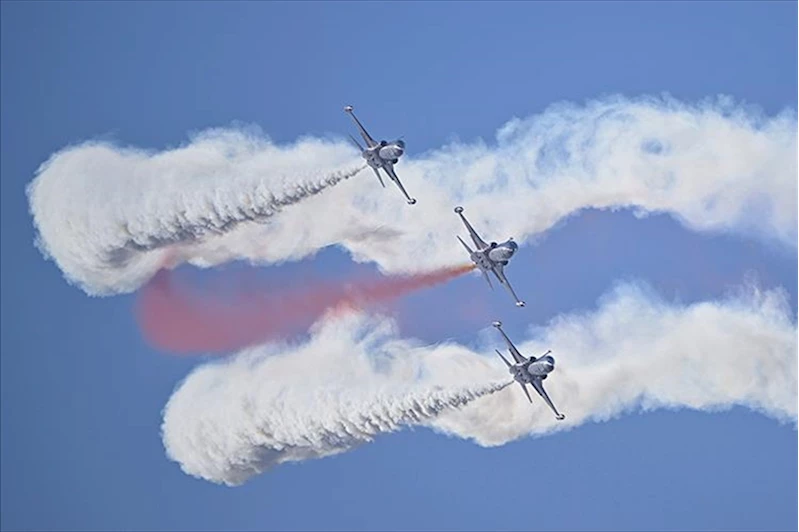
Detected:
left=395, top=139, right=405, bottom=148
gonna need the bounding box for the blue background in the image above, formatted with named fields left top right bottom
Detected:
left=1, top=2, right=796, bottom=530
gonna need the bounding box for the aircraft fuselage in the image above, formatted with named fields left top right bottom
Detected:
left=469, top=240, right=518, bottom=271
left=362, top=140, right=405, bottom=170
left=510, top=355, right=556, bottom=384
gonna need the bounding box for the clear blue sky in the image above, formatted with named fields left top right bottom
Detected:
left=1, top=1, right=796, bottom=530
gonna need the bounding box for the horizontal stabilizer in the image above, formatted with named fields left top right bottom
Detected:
left=519, top=382, right=533, bottom=403
left=456, top=235, right=474, bottom=254
left=482, top=269, right=494, bottom=289
left=495, top=349, right=512, bottom=368
left=372, top=168, right=385, bottom=187
left=348, top=134, right=365, bottom=152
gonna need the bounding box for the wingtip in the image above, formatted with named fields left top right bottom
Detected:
left=454, top=206, right=464, bottom=214
left=516, top=301, right=526, bottom=307
left=344, top=105, right=353, bottom=113
left=408, top=198, right=417, bottom=205
left=556, top=414, right=566, bottom=421
left=492, top=321, right=502, bottom=328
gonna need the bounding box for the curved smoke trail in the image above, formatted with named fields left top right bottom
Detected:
left=27, top=132, right=364, bottom=295
left=164, top=364, right=511, bottom=486
left=28, top=96, right=797, bottom=295
left=162, top=284, right=797, bottom=485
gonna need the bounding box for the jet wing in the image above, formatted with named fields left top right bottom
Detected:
left=454, top=208, right=489, bottom=250
left=382, top=161, right=399, bottom=183
left=382, top=163, right=416, bottom=204
left=530, top=378, right=565, bottom=420
left=345, top=108, right=378, bottom=148
left=492, top=263, right=526, bottom=307
left=493, top=322, right=527, bottom=364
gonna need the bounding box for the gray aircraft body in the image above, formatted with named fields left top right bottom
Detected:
left=344, top=105, right=416, bottom=205
left=454, top=206, right=525, bottom=307
left=492, top=321, right=565, bottom=420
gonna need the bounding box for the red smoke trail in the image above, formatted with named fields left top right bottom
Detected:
left=135, top=264, right=475, bottom=355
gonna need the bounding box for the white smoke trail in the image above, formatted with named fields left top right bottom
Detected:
left=162, top=283, right=797, bottom=485
left=108, top=164, right=364, bottom=263
left=28, top=95, right=797, bottom=295
left=27, top=131, right=363, bottom=295
left=162, top=311, right=513, bottom=485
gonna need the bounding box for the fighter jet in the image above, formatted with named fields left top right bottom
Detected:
left=344, top=105, right=416, bottom=205
left=492, top=321, right=565, bottom=420
left=454, top=206, right=525, bottom=307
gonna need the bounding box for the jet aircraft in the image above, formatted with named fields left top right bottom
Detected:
left=492, top=321, right=565, bottom=420
left=454, top=206, right=525, bottom=307
left=344, top=105, right=416, bottom=205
